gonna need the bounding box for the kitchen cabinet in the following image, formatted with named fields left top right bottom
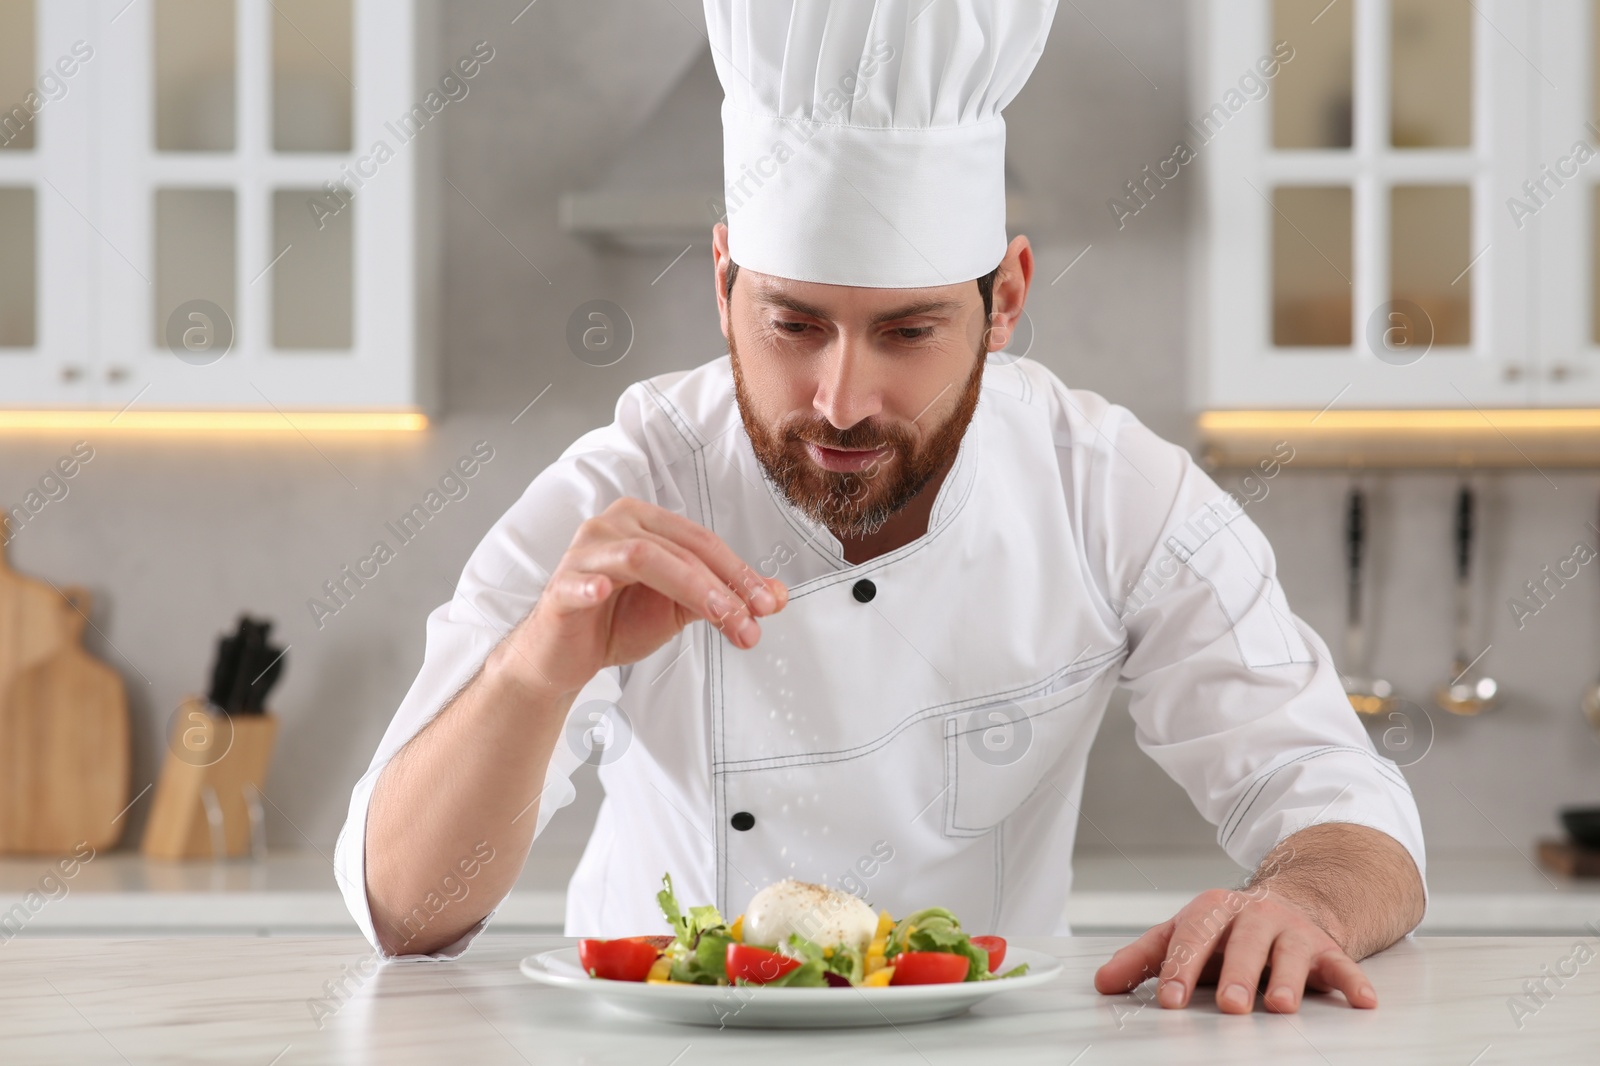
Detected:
left=1195, top=0, right=1600, bottom=465
left=1533, top=0, right=1600, bottom=406
left=1196, top=0, right=1535, bottom=411
left=0, top=0, right=439, bottom=416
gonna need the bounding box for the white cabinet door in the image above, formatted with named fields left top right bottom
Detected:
left=0, top=0, right=94, bottom=407
left=90, top=0, right=429, bottom=412
left=0, top=0, right=435, bottom=415
left=1531, top=0, right=1600, bottom=406
left=1199, top=0, right=1536, bottom=410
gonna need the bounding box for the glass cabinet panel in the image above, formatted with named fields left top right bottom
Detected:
left=1272, top=185, right=1353, bottom=346
left=1390, top=0, right=1472, bottom=148
left=154, top=189, right=236, bottom=347
left=1390, top=184, right=1471, bottom=345
left=1593, top=0, right=1600, bottom=131
left=0, top=187, right=34, bottom=347
left=1272, top=0, right=1354, bottom=149
left=272, top=0, right=353, bottom=153
left=0, top=0, right=35, bottom=151
left=1591, top=187, right=1600, bottom=347
left=154, top=0, right=236, bottom=152
left=272, top=189, right=353, bottom=349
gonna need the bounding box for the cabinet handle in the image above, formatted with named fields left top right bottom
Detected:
left=107, top=366, right=130, bottom=383
left=1502, top=364, right=1524, bottom=381
left=60, top=365, right=84, bottom=383
left=1549, top=364, right=1573, bottom=382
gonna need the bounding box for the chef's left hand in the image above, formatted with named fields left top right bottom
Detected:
left=1092, top=885, right=1377, bottom=1014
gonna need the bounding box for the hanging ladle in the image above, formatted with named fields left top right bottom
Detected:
left=1435, top=480, right=1499, bottom=715
left=1339, top=485, right=1394, bottom=715
left=1580, top=491, right=1600, bottom=730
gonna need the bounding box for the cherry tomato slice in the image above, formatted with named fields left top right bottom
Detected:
left=578, top=937, right=663, bottom=981
left=971, top=935, right=1007, bottom=973
left=726, top=943, right=802, bottom=985
left=889, top=951, right=972, bottom=985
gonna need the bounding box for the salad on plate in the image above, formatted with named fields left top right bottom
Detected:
left=576, top=873, right=1031, bottom=989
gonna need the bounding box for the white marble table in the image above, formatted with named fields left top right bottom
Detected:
left=4, top=935, right=1595, bottom=1064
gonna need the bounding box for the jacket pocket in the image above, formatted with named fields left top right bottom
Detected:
left=942, top=678, right=1097, bottom=837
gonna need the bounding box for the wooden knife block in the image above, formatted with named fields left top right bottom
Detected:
left=142, top=697, right=277, bottom=860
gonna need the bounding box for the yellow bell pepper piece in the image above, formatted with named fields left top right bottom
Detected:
left=865, top=954, right=887, bottom=975
left=875, top=911, right=895, bottom=939
left=863, top=967, right=894, bottom=987
left=646, top=955, right=672, bottom=982
left=730, top=915, right=744, bottom=942
left=822, top=946, right=834, bottom=958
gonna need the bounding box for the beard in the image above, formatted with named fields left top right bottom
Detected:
left=730, top=332, right=986, bottom=540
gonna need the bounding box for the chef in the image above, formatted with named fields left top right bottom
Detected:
left=338, top=0, right=1427, bottom=1015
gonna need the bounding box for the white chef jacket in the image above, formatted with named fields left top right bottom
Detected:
left=334, top=355, right=1427, bottom=959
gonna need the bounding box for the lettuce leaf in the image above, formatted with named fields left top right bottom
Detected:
left=759, top=934, right=829, bottom=988
left=888, top=906, right=993, bottom=982
left=657, top=873, right=733, bottom=984
left=669, top=932, right=733, bottom=985
left=824, top=943, right=865, bottom=986
left=657, top=873, right=727, bottom=948
left=656, top=873, right=688, bottom=943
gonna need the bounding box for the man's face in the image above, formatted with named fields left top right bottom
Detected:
left=723, top=266, right=990, bottom=540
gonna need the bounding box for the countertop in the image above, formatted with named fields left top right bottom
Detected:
left=5, top=935, right=1596, bottom=1064
left=5, top=848, right=1598, bottom=936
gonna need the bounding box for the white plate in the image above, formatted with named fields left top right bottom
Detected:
left=519, top=946, right=1062, bottom=1029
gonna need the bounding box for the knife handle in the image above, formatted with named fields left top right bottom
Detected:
left=1344, top=486, right=1365, bottom=624
left=226, top=621, right=265, bottom=715
left=1345, top=486, right=1365, bottom=580
left=1454, top=483, right=1474, bottom=583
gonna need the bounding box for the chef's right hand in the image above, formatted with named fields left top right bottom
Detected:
left=506, top=498, right=788, bottom=696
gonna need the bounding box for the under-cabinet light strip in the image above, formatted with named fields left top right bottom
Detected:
left=1199, top=409, right=1600, bottom=432
left=0, top=411, right=429, bottom=432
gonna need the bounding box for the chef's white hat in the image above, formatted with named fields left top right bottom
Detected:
left=704, top=0, right=1059, bottom=289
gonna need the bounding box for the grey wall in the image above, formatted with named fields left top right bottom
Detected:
left=1, top=1, right=1594, bottom=888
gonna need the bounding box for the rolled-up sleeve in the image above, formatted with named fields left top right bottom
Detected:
left=333, top=603, right=616, bottom=961
left=1057, top=386, right=1427, bottom=921
left=335, top=385, right=673, bottom=960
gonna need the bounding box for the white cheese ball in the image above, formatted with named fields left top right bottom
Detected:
left=742, top=879, right=878, bottom=953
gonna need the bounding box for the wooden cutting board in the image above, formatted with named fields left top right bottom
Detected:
left=0, top=518, right=69, bottom=710
left=1537, top=839, right=1600, bottom=878
left=0, top=587, right=129, bottom=854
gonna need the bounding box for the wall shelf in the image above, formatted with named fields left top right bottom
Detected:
left=1199, top=408, right=1600, bottom=469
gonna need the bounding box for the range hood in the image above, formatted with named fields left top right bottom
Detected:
left=559, top=51, right=1039, bottom=251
